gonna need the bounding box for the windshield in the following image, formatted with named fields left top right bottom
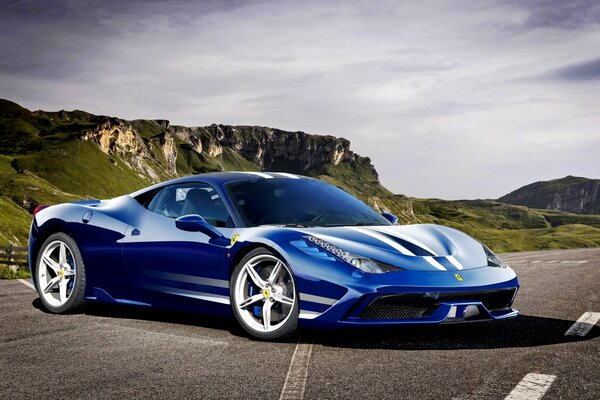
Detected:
left=225, top=178, right=389, bottom=227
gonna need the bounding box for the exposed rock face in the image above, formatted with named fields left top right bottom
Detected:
left=79, top=117, right=375, bottom=182
left=161, top=134, right=177, bottom=175
left=199, top=124, right=358, bottom=175
left=82, top=118, right=162, bottom=181
left=84, top=119, right=146, bottom=155
left=499, top=176, right=600, bottom=214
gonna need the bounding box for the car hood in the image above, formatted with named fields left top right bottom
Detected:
left=293, top=224, right=488, bottom=271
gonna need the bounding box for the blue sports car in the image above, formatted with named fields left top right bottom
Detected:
left=29, top=172, right=519, bottom=339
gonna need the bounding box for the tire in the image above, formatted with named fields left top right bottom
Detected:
left=231, top=248, right=299, bottom=340
left=35, top=232, right=86, bottom=314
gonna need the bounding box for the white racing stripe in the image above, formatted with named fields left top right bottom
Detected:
left=299, top=293, right=337, bottom=306
left=504, top=373, right=556, bottom=400
left=423, top=256, right=447, bottom=271
left=371, top=226, right=439, bottom=255
left=274, top=172, right=300, bottom=179
left=236, top=171, right=273, bottom=179
left=346, top=227, right=414, bottom=256
left=279, top=341, right=313, bottom=400
left=349, top=226, right=449, bottom=270
left=143, top=284, right=230, bottom=305
left=17, top=279, right=35, bottom=290
left=142, top=270, right=229, bottom=288
left=298, top=310, right=321, bottom=320
left=372, top=226, right=463, bottom=271
left=446, top=255, right=464, bottom=270
left=565, top=312, right=600, bottom=337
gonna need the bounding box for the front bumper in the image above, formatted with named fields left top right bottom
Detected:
left=296, top=265, right=520, bottom=328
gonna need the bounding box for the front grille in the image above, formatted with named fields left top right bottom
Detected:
left=436, top=288, right=517, bottom=311
left=358, top=288, right=517, bottom=320
left=359, top=301, right=431, bottom=320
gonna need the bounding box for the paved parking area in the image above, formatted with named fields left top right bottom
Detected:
left=1, top=248, right=599, bottom=399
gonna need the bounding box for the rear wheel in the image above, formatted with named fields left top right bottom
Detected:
left=35, top=233, right=86, bottom=313
left=231, top=248, right=299, bottom=340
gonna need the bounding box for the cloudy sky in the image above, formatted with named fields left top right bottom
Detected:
left=1, top=0, right=599, bottom=199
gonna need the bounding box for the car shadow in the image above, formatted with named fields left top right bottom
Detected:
left=32, top=299, right=598, bottom=348
left=32, top=298, right=247, bottom=338
left=301, top=315, right=600, bottom=350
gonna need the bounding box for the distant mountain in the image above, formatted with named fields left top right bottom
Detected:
left=1, top=99, right=600, bottom=253
left=499, top=176, right=600, bottom=214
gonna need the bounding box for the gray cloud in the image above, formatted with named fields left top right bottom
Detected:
left=0, top=0, right=598, bottom=199
left=547, top=57, right=600, bottom=81
left=517, top=0, right=600, bottom=30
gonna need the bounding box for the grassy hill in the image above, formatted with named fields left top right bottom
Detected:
left=1, top=99, right=599, bottom=275
left=499, top=175, right=600, bottom=214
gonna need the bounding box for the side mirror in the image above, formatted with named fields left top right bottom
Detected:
left=175, top=214, right=224, bottom=240
left=381, top=212, right=398, bottom=225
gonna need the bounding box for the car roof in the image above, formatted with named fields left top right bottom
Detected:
left=128, top=171, right=312, bottom=198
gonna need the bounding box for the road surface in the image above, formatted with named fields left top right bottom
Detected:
left=1, top=248, right=598, bottom=399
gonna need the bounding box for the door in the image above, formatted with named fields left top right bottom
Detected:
left=121, top=182, right=234, bottom=307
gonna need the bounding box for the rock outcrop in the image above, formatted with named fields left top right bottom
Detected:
left=76, top=117, right=375, bottom=183
left=82, top=118, right=162, bottom=181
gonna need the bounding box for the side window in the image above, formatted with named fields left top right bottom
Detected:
left=148, top=182, right=232, bottom=227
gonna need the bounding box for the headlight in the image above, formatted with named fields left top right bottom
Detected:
left=296, top=236, right=403, bottom=274
left=483, top=245, right=508, bottom=268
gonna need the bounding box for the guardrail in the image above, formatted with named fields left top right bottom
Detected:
left=0, top=245, right=28, bottom=270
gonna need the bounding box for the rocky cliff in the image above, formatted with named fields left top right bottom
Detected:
left=28, top=103, right=374, bottom=185
left=0, top=98, right=386, bottom=207
left=499, top=176, right=600, bottom=214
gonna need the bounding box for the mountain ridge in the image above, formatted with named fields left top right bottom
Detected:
left=499, top=175, right=600, bottom=214
left=1, top=99, right=600, bottom=254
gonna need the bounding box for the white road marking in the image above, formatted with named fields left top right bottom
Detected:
left=565, top=312, right=600, bottom=337
left=17, top=279, right=35, bottom=290
left=504, top=373, right=556, bottom=400
left=279, top=341, right=313, bottom=400
left=94, top=322, right=228, bottom=346
left=503, top=248, right=600, bottom=261
left=510, top=260, right=589, bottom=266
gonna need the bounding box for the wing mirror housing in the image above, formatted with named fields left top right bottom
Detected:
left=175, top=214, right=224, bottom=240
left=381, top=212, right=398, bottom=225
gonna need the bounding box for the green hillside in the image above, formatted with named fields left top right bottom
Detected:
left=1, top=99, right=599, bottom=277
left=499, top=175, right=600, bottom=214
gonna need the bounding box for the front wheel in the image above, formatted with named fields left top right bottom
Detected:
left=231, top=248, right=299, bottom=340
left=35, top=233, right=86, bottom=313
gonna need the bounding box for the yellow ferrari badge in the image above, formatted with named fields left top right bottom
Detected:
left=230, top=234, right=240, bottom=247
left=455, top=273, right=463, bottom=281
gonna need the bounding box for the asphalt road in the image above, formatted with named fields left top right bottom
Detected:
left=1, top=248, right=599, bottom=399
